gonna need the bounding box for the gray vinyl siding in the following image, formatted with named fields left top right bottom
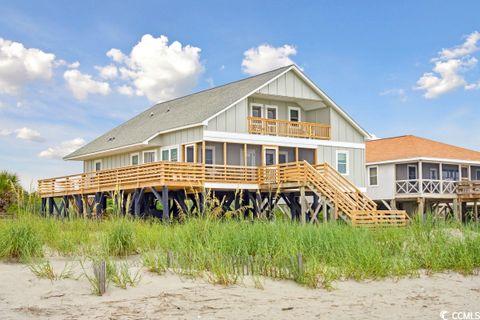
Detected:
left=84, top=153, right=131, bottom=172
left=305, top=108, right=330, bottom=123
left=316, top=146, right=366, bottom=188
left=256, top=70, right=321, bottom=100
left=366, top=164, right=396, bottom=200
left=206, top=99, right=248, bottom=133
left=149, top=126, right=203, bottom=146
left=329, top=107, right=365, bottom=143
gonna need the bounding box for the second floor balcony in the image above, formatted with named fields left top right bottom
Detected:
left=248, top=116, right=331, bottom=140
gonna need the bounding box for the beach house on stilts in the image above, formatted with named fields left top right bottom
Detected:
left=38, top=65, right=408, bottom=226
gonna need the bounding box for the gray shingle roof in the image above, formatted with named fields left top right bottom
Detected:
left=65, top=65, right=292, bottom=159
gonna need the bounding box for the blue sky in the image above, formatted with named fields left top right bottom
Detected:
left=0, top=0, right=479, bottom=187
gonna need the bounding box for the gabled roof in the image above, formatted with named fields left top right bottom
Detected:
left=366, top=135, right=480, bottom=163
left=66, top=64, right=369, bottom=160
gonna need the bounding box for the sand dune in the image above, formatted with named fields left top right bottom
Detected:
left=0, top=258, right=478, bottom=319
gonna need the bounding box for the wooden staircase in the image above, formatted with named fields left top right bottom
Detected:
left=263, top=161, right=409, bottom=227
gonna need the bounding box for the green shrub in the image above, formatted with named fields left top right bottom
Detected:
left=0, top=221, right=43, bottom=260
left=105, top=220, right=136, bottom=256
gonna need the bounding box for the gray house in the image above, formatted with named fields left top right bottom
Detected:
left=39, top=65, right=408, bottom=226
left=366, top=135, right=480, bottom=220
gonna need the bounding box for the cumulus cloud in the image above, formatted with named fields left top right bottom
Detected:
left=104, top=34, right=203, bottom=102
left=416, top=31, right=480, bottom=98
left=38, top=138, right=86, bottom=159
left=15, top=127, right=45, bottom=142
left=95, top=64, right=118, bottom=79
left=0, top=127, right=44, bottom=142
left=241, top=44, right=297, bottom=75
left=0, top=38, right=56, bottom=95
left=63, top=69, right=111, bottom=100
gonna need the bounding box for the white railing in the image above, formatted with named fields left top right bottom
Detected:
left=396, top=179, right=457, bottom=194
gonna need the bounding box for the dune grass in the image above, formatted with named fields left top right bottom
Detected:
left=0, top=211, right=479, bottom=287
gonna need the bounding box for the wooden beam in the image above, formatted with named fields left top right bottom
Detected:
left=193, top=143, right=198, bottom=163
left=295, top=147, right=299, bottom=162
left=202, top=141, right=206, bottom=165
left=313, top=149, right=317, bottom=165
left=243, top=144, right=247, bottom=166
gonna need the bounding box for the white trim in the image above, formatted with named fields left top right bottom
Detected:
left=204, top=182, right=259, bottom=190
left=64, top=142, right=147, bottom=160
left=407, top=164, right=417, bottom=180
left=205, top=145, right=216, bottom=164
left=130, top=152, right=140, bottom=166
left=93, top=159, right=102, bottom=171
left=288, top=106, right=301, bottom=122
left=264, top=146, right=279, bottom=165
left=203, top=130, right=365, bottom=150
left=142, top=149, right=157, bottom=164
left=336, top=150, right=349, bottom=175
left=204, top=65, right=370, bottom=139
left=143, top=123, right=204, bottom=144
left=368, top=165, right=378, bottom=187
left=265, top=105, right=278, bottom=120
left=367, top=157, right=480, bottom=166
left=279, top=150, right=289, bottom=164
left=250, top=103, right=264, bottom=118
left=184, top=144, right=195, bottom=162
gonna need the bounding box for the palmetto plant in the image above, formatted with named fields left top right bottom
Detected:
left=0, top=170, right=21, bottom=213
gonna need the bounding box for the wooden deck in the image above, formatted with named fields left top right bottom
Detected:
left=457, top=180, right=480, bottom=200
left=248, top=116, right=330, bottom=139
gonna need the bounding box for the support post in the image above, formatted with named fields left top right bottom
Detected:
left=162, top=185, right=169, bottom=221
left=300, top=186, right=306, bottom=224
left=418, top=197, right=425, bottom=222
left=202, top=140, right=206, bottom=165
left=48, top=197, right=54, bottom=216
left=295, top=147, right=299, bottom=162
left=323, top=199, right=328, bottom=222
left=41, top=198, right=47, bottom=216
left=453, top=198, right=459, bottom=221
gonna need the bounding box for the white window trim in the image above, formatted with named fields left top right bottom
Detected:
left=142, top=149, right=157, bottom=164
left=250, top=103, right=263, bottom=118
left=160, top=145, right=179, bottom=161
left=130, top=152, right=140, bottom=166
left=265, top=105, right=278, bottom=120
left=368, top=165, right=378, bottom=187
left=336, top=150, right=349, bottom=175
left=264, top=146, right=279, bottom=166
left=205, top=145, right=216, bottom=164
left=279, top=150, right=289, bottom=164
left=94, top=159, right=102, bottom=171
left=184, top=144, right=196, bottom=162
left=288, top=106, right=301, bottom=122
left=407, top=164, right=417, bottom=180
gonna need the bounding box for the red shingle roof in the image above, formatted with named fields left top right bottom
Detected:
left=366, top=135, right=480, bottom=163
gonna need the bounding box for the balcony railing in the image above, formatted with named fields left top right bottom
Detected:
left=457, top=180, right=480, bottom=200
left=395, top=179, right=458, bottom=194
left=248, top=116, right=330, bottom=140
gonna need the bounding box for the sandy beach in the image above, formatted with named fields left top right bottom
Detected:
left=0, top=258, right=478, bottom=320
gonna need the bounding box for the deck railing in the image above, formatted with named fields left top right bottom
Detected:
left=457, top=180, right=480, bottom=199
left=248, top=116, right=330, bottom=140
left=395, top=179, right=458, bottom=194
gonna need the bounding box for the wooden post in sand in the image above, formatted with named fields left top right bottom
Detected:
left=93, top=261, right=106, bottom=295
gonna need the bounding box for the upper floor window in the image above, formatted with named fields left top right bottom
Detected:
left=336, top=151, right=349, bottom=175
left=408, top=165, right=417, bottom=180
left=205, top=146, right=215, bottom=165
left=429, top=168, right=438, bottom=180
left=251, top=104, right=263, bottom=118
left=475, top=169, right=480, bottom=180
left=143, top=150, right=156, bottom=164
left=266, top=105, right=277, bottom=120
left=94, top=160, right=102, bottom=171
left=161, top=146, right=179, bottom=162
left=368, top=166, right=378, bottom=186
left=130, top=153, right=139, bottom=166
left=288, top=106, right=301, bottom=122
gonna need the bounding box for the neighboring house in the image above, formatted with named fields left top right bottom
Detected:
left=38, top=65, right=407, bottom=226
left=366, top=135, right=480, bottom=220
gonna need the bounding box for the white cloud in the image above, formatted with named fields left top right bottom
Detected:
left=438, top=31, right=480, bottom=60
left=117, top=84, right=134, bottom=96
left=95, top=64, right=118, bottom=79
left=0, top=128, right=12, bottom=136
left=0, top=38, right=56, bottom=95
left=63, top=69, right=111, bottom=100
left=15, top=127, right=44, bottom=142
left=465, top=80, right=480, bottom=91
left=38, top=138, right=85, bottom=159
left=68, top=61, right=80, bottom=69
left=416, top=31, right=480, bottom=98
left=241, top=44, right=297, bottom=75
left=105, top=34, right=204, bottom=102
left=380, top=88, right=407, bottom=102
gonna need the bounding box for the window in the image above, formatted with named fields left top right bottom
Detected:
left=94, top=160, right=102, bottom=171
left=266, top=105, right=278, bottom=120
left=160, top=146, right=179, bottom=162
left=143, top=150, right=156, bottom=164
left=476, top=169, right=480, bottom=180
left=429, top=168, right=438, bottom=180
left=368, top=166, right=378, bottom=186
left=279, top=151, right=288, bottom=164
left=130, top=153, right=139, bottom=166
left=185, top=144, right=195, bottom=163
left=288, top=106, right=301, bottom=122
left=336, top=151, right=348, bottom=175
left=251, top=104, right=263, bottom=118
left=264, top=148, right=277, bottom=165
left=408, top=165, right=417, bottom=180
left=247, top=149, right=256, bottom=166
left=205, top=146, right=215, bottom=165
